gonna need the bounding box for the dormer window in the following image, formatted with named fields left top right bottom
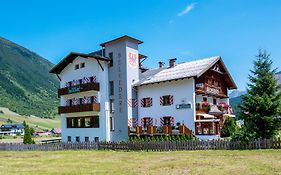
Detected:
left=75, top=64, right=79, bottom=70
left=80, top=63, right=85, bottom=68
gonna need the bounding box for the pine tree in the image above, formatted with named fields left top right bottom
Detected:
left=239, top=50, right=281, bottom=139
left=23, top=124, right=34, bottom=144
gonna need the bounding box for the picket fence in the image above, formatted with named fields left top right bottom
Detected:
left=0, top=138, right=280, bottom=151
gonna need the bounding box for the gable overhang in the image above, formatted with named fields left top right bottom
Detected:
left=100, top=35, right=143, bottom=47
left=49, top=52, right=110, bottom=74
left=197, top=57, right=237, bottom=89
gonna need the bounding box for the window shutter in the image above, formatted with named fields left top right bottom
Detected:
left=160, top=96, right=164, bottom=105
left=160, top=117, right=164, bottom=126
left=169, top=95, right=174, bottom=105
left=170, top=117, right=174, bottom=126
left=141, top=98, right=144, bottom=107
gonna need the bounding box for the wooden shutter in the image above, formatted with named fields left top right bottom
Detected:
left=160, top=96, right=164, bottom=105
left=169, top=95, right=174, bottom=105
left=141, top=98, right=144, bottom=107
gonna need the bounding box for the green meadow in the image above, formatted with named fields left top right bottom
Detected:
left=0, top=150, right=280, bottom=175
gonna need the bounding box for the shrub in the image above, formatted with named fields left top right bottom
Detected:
left=221, top=117, right=237, bottom=137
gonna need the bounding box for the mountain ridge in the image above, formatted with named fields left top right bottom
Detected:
left=0, top=36, right=59, bottom=118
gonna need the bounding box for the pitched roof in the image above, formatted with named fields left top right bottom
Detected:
left=50, top=52, right=110, bottom=74
left=1, top=123, right=24, bottom=129
left=135, top=56, right=237, bottom=89
left=100, top=35, right=143, bottom=47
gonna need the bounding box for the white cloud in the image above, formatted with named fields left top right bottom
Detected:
left=177, top=3, right=196, bottom=17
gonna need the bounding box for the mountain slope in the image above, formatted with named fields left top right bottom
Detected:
left=0, top=37, right=59, bottom=118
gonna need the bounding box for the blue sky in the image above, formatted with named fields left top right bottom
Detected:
left=1, top=0, right=281, bottom=90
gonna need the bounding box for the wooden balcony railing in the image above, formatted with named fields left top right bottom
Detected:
left=58, top=103, right=100, bottom=114
left=195, top=83, right=227, bottom=97
left=58, top=82, right=100, bottom=96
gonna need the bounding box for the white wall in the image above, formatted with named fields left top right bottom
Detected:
left=59, top=56, right=110, bottom=142
left=137, top=78, right=196, bottom=133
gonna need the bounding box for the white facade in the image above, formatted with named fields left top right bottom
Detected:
left=51, top=35, right=236, bottom=142
left=137, top=78, right=196, bottom=133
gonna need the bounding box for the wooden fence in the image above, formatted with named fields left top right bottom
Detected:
left=0, top=138, right=280, bottom=151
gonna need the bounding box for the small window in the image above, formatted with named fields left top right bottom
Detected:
left=76, top=136, right=80, bottom=142
left=203, top=97, right=208, bottom=102
left=109, top=52, right=113, bottom=67
left=110, top=99, right=114, bottom=113
left=213, top=98, right=217, bottom=105
left=163, top=116, right=173, bottom=126
left=109, top=81, right=114, bottom=96
left=142, top=117, right=152, bottom=127
left=80, top=62, right=85, bottom=68
left=142, top=98, right=152, bottom=107
left=75, top=64, right=79, bottom=70
left=110, top=117, right=114, bottom=131
left=161, top=95, right=173, bottom=106
left=85, top=137, right=89, bottom=142
left=67, top=136, right=71, bottom=142
left=94, top=137, right=99, bottom=142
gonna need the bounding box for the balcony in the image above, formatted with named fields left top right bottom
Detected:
left=58, top=103, right=100, bottom=114
left=195, top=83, right=227, bottom=98
left=58, top=82, right=99, bottom=96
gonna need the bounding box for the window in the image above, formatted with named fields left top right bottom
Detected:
left=76, top=136, right=80, bottom=142
left=75, top=64, right=79, bottom=70
left=110, top=117, right=115, bottom=131
left=66, top=116, right=99, bottom=128
left=80, top=62, right=85, bottom=68
left=141, top=98, right=152, bottom=107
left=67, top=136, right=71, bottom=142
left=110, top=99, right=114, bottom=113
left=85, top=117, right=91, bottom=128
left=163, top=116, right=173, bottom=126
left=142, top=117, right=152, bottom=127
left=161, top=95, right=173, bottom=106
left=94, top=137, right=99, bottom=142
left=213, top=98, right=217, bottom=105
left=203, top=97, right=208, bottom=102
left=93, top=116, right=99, bottom=128
left=109, top=52, right=113, bottom=67
left=109, top=81, right=114, bottom=95
left=85, top=137, right=89, bottom=142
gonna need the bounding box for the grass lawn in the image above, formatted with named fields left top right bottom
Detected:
left=0, top=150, right=280, bottom=175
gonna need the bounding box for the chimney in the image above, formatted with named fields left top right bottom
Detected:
left=158, top=61, right=165, bottom=68
left=169, top=58, right=177, bottom=68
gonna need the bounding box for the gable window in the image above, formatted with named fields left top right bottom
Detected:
left=141, top=97, right=152, bottom=107
left=109, top=52, right=113, bottom=67
left=109, top=81, right=114, bottom=95
left=160, top=95, right=173, bottom=106
left=75, top=64, right=79, bottom=70
left=80, top=62, right=85, bottom=68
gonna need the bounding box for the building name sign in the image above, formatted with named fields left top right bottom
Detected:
left=206, top=86, right=220, bottom=95
left=68, top=86, right=80, bottom=94
left=176, top=103, right=191, bottom=109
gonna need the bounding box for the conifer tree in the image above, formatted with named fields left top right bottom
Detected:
left=221, top=117, right=237, bottom=137
left=23, top=124, right=35, bottom=144
left=239, top=50, right=281, bottom=139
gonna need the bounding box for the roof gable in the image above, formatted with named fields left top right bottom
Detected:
left=50, top=52, right=109, bottom=74
left=136, top=56, right=237, bottom=89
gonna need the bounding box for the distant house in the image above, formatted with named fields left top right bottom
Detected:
left=50, top=128, right=62, bottom=135
left=34, top=131, right=51, bottom=137
left=0, top=123, right=25, bottom=136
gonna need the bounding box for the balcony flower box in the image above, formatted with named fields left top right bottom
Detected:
left=147, top=126, right=157, bottom=135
